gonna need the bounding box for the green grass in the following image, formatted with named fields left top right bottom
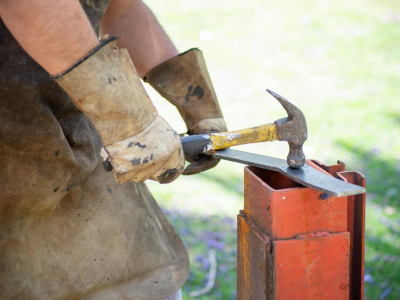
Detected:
left=162, top=210, right=238, bottom=300
left=144, top=0, right=400, bottom=298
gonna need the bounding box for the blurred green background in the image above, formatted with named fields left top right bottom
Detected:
left=144, top=0, right=400, bottom=299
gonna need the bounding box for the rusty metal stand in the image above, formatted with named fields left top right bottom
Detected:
left=237, top=160, right=365, bottom=300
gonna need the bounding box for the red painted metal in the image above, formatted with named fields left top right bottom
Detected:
left=244, top=166, right=347, bottom=241
left=309, top=160, right=366, bottom=299
left=338, top=171, right=366, bottom=300
left=273, top=232, right=350, bottom=299
left=238, top=160, right=365, bottom=300
left=237, top=211, right=271, bottom=300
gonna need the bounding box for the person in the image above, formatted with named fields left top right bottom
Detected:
left=0, top=0, right=227, bottom=299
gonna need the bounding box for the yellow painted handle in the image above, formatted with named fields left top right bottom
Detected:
left=210, top=123, right=279, bottom=150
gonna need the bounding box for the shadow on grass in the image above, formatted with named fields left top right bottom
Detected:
left=332, top=140, right=400, bottom=299
left=364, top=235, right=400, bottom=300
left=163, top=209, right=237, bottom=300
left=336, top=140, right=400, bottom=207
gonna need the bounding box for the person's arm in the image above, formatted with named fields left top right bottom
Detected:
left=0, top=0, right=99, bottom=75
left=99, top=0, right=177, bottom=78
left=0, top=0, right=184, bottom=184
left=100, top=0, right=228, bottom=176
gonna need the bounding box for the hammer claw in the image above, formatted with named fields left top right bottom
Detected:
left=267, top=89, right=308, bottom=168
left=267, top=89, right=301, bottom=122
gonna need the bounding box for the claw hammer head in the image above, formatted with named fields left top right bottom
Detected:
left=267, top=89, right=308, bottom=168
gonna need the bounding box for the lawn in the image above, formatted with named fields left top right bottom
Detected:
left=144, top=0, right=400, bottom=299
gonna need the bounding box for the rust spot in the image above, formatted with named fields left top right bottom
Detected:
left=340, top=283, right=349, bottom=290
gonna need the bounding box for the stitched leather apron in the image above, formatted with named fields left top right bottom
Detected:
left=0, top=1, right=189, bottom=299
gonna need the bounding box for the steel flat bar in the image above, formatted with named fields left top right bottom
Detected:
left=207, top=149, right=366, bottom=197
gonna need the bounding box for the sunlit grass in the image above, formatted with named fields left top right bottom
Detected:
left=145, top=0, right=400, bottom=298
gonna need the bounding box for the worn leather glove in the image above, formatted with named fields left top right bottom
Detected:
left=183, top=118, right=227, bottom=175
left=53, top=37, right=184, bottom=184
left=144, top=49, right=227, bottom=175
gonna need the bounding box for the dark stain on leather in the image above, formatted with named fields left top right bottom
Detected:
left=108, top=77, right=116, bottom=84
left=184, top=85, right=205, bottom=103
left=128, top=142, right=146, bottom=148
left=130, top=158, right=141, bottom=166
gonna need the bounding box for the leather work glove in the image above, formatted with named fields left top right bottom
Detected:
left=53, top=37, right=184, bottom=184
left=144, top=49, right=227, bottom=175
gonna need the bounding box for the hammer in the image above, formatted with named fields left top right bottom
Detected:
left=180, top=90, right=308, bottom=168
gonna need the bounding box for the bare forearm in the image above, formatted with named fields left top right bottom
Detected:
left=0, top=0, right=99, bottom=75
left=100, top=0, right=178, bottom=78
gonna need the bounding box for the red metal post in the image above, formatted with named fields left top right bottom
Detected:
left=237, top=161, right=365, bottom=300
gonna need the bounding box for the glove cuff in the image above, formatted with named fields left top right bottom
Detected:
left=144, top=48, right=223, bottom=130
left=53, top=36, right=157, bottom=146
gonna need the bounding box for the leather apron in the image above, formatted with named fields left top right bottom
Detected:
left=0, top=1, right=189, bottom=299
